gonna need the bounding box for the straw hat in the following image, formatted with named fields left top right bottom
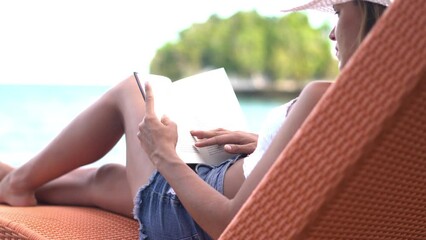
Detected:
left=282, top=0, right=392, bottom=12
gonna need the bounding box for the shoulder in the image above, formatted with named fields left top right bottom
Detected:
left=299, top=81, right=333, bottom=100
left=302, top=81, right=333, bottom=93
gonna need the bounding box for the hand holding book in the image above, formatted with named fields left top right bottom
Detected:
left=134, top=68, right=249, bottom=165
left=137, top=81, right=179, bottom=167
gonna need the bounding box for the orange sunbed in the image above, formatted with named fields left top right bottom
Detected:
left=1, top=0, right=425, bottom=239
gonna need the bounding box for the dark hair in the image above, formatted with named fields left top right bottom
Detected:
left=355, top=0, right=388, bottom=42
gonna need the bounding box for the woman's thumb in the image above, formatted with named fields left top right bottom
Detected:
left=161, top=115, right=170, bottom=124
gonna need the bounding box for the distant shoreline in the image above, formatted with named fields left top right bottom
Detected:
left=231, top=78, right=314, bottom=99
left=234, top=87, right=301, bottom=99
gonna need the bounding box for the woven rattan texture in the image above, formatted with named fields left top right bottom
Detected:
left=302, top=79, right=426, bottom=239
left=0, top=205, right=138, bottom=240
left=220, top=0, right=426, bottom=239
left=0, top=226, right=28, bottom=240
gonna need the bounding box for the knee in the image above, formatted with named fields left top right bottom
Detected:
left=92, top=163, right=127, bottom=188
left=105, top=75, right=145, bottom=115
left=99, top=76, right=135, bottom=106
left=108, top=75, right=139, bottom=99
left=89, top=164, right=133, bottom=216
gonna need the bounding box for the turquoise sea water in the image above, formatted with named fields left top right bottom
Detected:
left=0, top=84, right=289, bottom=168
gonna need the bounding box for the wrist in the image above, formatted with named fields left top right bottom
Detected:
left=151, top=150, right=182, bottom=170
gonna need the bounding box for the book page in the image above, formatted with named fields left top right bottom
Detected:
left=142, top=75, right=173, bottom=119
left=135, top=69, right=247, bottom=165
left=164, top=68, right=248, bottom=165
left=134, top=73, right=207, bottom=163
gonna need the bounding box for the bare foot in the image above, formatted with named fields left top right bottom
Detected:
left=0, top=162, right=37, bottom=206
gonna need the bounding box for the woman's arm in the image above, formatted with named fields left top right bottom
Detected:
left=138, top=81, right=331, bottom=239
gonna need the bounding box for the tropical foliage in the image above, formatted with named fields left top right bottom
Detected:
left=150, top=11, right=338, bottom=82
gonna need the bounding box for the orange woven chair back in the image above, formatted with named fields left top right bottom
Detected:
left=220, top=0, right=426, bottom=239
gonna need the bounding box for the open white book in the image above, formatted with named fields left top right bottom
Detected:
left=134, top=68, right=248, bottom=165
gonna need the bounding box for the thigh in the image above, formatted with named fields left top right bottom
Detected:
left=37, top=164, right=134, bottom=218
left=91, top=164, right=134, bottom=218
left=112, top=76, right=156, bottom=198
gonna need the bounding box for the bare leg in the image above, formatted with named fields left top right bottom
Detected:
left=113, top=78, right=155, bottom=197
left=0, top=76, right=154, bottom=206
left=37, top=164, right=133, bottom=218
left=0, top=162, right=13, bottom=181
left=0, top=162, right=133, bottom=217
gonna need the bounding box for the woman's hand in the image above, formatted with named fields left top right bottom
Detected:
left=137, top=82, right=179, bottom=167
left=191, top=128, right=258, bottom=155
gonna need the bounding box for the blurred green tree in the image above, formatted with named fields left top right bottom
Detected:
left=150, top=11, right=338, bottom=82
